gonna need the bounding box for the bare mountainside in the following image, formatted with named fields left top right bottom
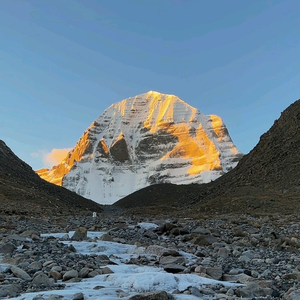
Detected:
left=37, top=91, right=242, bottom=204
left=0, top=140, right=102, bottom=216
left=114, top=99, right=300, bottom=216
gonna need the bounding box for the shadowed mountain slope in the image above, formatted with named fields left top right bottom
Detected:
left=114, top=99, right=300, bottom=216
left=0, top=140, right=102, bottom=216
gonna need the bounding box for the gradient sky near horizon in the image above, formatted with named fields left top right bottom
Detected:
left=1, top=0, right=300, bottom=170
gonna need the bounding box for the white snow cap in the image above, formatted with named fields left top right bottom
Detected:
left=38, top=91, right=242, bottom=204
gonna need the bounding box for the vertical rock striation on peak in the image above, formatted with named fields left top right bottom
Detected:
left=37, top=91, right=242, bottom=204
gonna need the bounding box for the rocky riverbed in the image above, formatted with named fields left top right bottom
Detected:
left=1, top=211, right=300, bottom=299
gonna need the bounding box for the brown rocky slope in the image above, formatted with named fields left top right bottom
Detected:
left=114, top=99, right=300, bottom=216
left=0, top=140, right=102, bottom=216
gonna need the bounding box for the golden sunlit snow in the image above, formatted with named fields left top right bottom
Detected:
left=37, top=92, right=241, bottom=202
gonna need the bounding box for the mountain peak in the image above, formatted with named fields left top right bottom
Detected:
left=37, top=92, right=242, bottom=204
left=114, top=98, right=300, bottom=216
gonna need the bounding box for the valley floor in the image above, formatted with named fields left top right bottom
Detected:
left=1, top=211, right=300, bottom=299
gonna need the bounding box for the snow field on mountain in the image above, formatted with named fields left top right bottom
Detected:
left=38, top=92, right=242, bottom=204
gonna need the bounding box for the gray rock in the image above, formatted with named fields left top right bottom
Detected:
left=170, top=227, right=189, bottom=236
left=192, top=227, right=211, bottom=235
left=162, top=249, right=180, bottom=257
left=101, top=267, right=114, bottom=274
left=242, top=250, right=255, bottom=258
left=199, top=287, right=215, bottom=295
left=238, top=255, right=250, bottom=263
left=261, top=269, right=272, bottom=277
left=228, top=268, right=244, bottom=275
left=218, top=247, right=228, bottom=258
left=191, top=234, right=218, bottom=246
left=71, top=227, right=88, bottom=241
left=7, top=234, right=30, bottom=242
left=206, top=267, right=222, bottom=280
left=144, top=230, right=158, bottom=239
left=163, top=264, right=185, bottom=273
left=0, top=243, right=16, bottom=254
left=235, top=282, right=270, bottom=298
left=32, top=273, right=54, bottom=287
left=195, top=266, right=222, bottom=280
left=78, top=267, right=91, bottom=278
left=96, top=254, right=111, bottom=262
left=0, top=284, right=22, bottom=298
left=28, top=261, right=42, bottom=270
left=159, top=256, right=184, bottom=266
left=116, top=289, right=130, bottom=298
left=93, top=285, right=105, bottom=290
left=60, top=233, right=70, bottom=240
left=10, top=265, right=31, bottom=281
left=129, top=290, right=173, bottom=300
left=145, top=245, right=166, bottom=256
left=32, top=295, right=45, bottom=300
left=20, top=230, right=40, bottom=239
left=88, top=270, right=101, bottom=278
left=64, top=277, right=82, bottom=283
left=49, top=269, right=61, bottom=280
left=63, top=269, right=78, bottom=281
left=49, top=295, right=63, bottom=300
left=282, top=272, right=300, bottom=280
left=189, top=286, right=202, bottom=297
left=43, top=260, right=54, bottom=267
left=159, top=223, right=177, bottom=234
left=194, top=266, right=206, bottom=273
left=251, top=270, right=259, bottom=278
left=99, top=234, right=114, bottom=242
left=51, top=266, right=62, bottom=272
left=226, top=288, right=235, bottom=296
left=223, top=273, right=254, bottom=283
left=73, top=292, right=84, bottom=300
left=284, top=289, right=300, bottom=300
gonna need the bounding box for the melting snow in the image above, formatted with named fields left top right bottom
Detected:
left=5, top=231, right=241, bottom=300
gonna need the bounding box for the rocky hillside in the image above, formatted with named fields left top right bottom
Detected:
left=114, top=99, right=300, bottom=216
left=0, top=140, right=102, bottom=216
left=37, top=91, right=242, bottom=204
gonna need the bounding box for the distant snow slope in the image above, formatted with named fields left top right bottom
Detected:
left=37, top=91, right=242, bottom=204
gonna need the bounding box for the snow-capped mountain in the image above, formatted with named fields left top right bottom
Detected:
left=37, top=91, right=242, bottom=204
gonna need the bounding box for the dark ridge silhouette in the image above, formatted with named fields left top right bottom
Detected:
left=114, top=99, right=300, bottom=216
left=0, top=140, right=102, bottom=216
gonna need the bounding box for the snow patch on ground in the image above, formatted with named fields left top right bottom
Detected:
left=5, top=231, right=240, bottom=300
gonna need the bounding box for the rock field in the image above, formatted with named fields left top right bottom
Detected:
left=1, top=210, right=300, bottom=299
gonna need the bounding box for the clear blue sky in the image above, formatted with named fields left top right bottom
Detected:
left=1, top=0, right=300, bottom=170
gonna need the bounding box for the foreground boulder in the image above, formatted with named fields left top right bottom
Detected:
left=10, top=266, right=31, bottom=281
left=0, top=284, right=22, bottom=298
left=71, top=227, right=88, bottom=241
left=129, top=290, right=173, bottom=300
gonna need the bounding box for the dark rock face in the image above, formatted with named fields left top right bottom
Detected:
left=136, top=131, right=178, bottom=161
left=110, top=136, right=130, bottom=162
left=0, top=140, right=102, bottom=216
left=114, top=99, right=300, bottom=216
left=96, top=139, right=109, bottom=159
